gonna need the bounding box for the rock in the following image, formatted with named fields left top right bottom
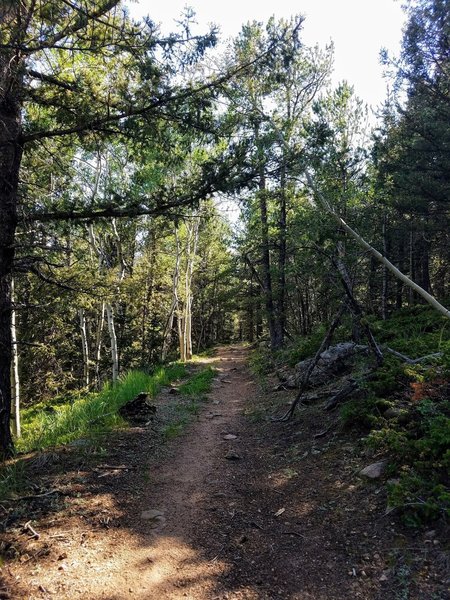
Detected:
left=286, top=342, right=369, bottom=389
left=119, top=393, right=156, bottom=425
left=359, top=461, right=387, bottom=479
left=225, top=451, right=241, bottom=461
left=168, top=387, right=179, bottom=395
left=384, top=407, right=401, bottom=419
left=141, top=509, right=166, bottom=528
left=223, top=434, right=238, bottom=440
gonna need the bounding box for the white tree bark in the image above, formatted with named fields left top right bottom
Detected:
left=162, top=228, right=181, bottom=361
left=78, top=308, right=90, bottom=387
left=182, top=217, right=200, bottom=361
left=10, top=278, right=20, bottom=438
left=95, top=301, right=105, bottom=386
left=305, top=172, right=450, bottom=319
left=106, top=303, right=119, bottom=383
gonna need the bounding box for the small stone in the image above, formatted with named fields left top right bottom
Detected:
left=58, top=553, right=67, bottom=561
left=359, top=461, right=387, bottom=479
left=384, top=407, right=401, bottom=419
left=379, top=573, right=389, bottom=582
left=223, top=434, right=238, bottom=440
left=168, top=388, right=179, bottom=395
left=141, top=509, right=164, bottom=520
left=225, top=451, right=241, bottom=461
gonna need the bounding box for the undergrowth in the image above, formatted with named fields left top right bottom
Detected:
left=16, top=363, right=187, bottom=454
left=342, top=307, right=450, bottom=525
left=253, top=306, right=450, bottom=526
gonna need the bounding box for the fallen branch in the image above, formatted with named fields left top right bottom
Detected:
left=385, top=347, right=443, bottom=364
left=273, top=303, right=346, bottom=421
left=23, top=521, right=40, bottom=540
left=282, top=530, right=305, bottom=538
left=15, top=489, right=62, bottom=502
left=313, top=423, right=335, bottom=439
left=323, top=381, right=358, bottom=411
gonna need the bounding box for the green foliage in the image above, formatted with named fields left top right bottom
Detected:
left=17, top=364, right=187, bottom=453
left=0, top=461, right=27, bottom=502
left=368, top=306, right=450, bottom=360
left=368, top=399, right=450, bottom=525
left=248, top=346, right=273, bottom=378
left=279, top=326, right=329, bottom=366
left=178, top=367, right=217, bottom=397
left=338, top=307, right=450, bottom=524
left=340, top=395, right=391, bottom=429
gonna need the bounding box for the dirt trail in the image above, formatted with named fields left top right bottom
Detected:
left=4, top=346, right=448, bottom=600
left=6, top=346, right=263, bottom=599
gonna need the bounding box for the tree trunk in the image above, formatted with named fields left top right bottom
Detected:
left=162, top=228, right=181, bottom=361
left=276, top=165, right=287, bottom=347
left=381, top=213, right=388, bottom=320
left=10, top=278, right=20, bottom=438
left=95, top=301, right=105, bottom=387
left=79, top=308, right=90, bottom=387
left=106, top=304, right=119, bottom=383
left=258, top=180, right=278, bottom=349
left=0, top=39, right=23, bottom=456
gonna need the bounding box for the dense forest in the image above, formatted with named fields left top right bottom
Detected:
left=0, top=0, right=448, bottom=479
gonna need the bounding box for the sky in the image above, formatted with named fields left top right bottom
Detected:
left=126, top=0, right=407, bottom=114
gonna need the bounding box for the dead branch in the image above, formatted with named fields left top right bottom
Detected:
left=385, top=347, right=443, bottom=364
left=323, top=381, right=359, bottom=411
left=313, top=423, right=335, bottom=439
left=15, top=489, right=62, bottom=502
left=23, top=521, right=40, bottom=539
left=272, top=302, right=346, bottom=421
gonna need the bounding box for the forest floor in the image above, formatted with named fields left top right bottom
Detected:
left=1, top=345, right=448, bottom=599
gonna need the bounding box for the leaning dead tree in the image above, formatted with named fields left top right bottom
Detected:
left=305, top=172, right=450, bottom=319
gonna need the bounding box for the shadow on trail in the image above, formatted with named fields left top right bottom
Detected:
left=1, top=345, right=433, bottom=600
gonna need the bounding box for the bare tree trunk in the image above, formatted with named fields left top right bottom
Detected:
left=78, top=308, right=90, bottom=387
left=95, top=302, right=105, bottom=387
left=183, top=218, right=200, bottom=361
left=381, top=213, right=388, bottom=320
left=10, top=278, right=20, bottom=438
left=106, top=304, right=119, bottom=383
left=0, top=26, right=23, bottom=456
left=162, top=229, right=181, bottom=361
left=276, top=163, right=287, bottom=347
left=178, top=315, right=186, bottom=362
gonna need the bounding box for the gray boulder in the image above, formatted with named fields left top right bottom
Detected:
left=287, top=342, right=368, bottom=388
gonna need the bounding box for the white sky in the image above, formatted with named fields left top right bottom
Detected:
left=126, top=0, right=406, bottom=113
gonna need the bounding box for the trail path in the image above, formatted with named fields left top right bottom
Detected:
left=4, top=346, right=447, bottom=600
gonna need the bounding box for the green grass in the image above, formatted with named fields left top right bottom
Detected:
left=178, top=366, right=217, bottom=397
left=16, top=363, right=187, bottom=454
left=161, top=366, right=217, bottom=439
